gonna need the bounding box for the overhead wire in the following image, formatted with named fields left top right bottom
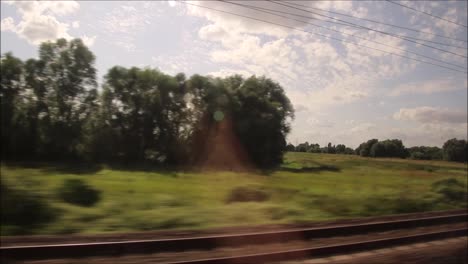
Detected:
left=386, top=0, right=468, bottom=28
left=268, top=0, right=467, bottom=59
left=178, top=1, right=467, bottom=74
left=220, top=0, right=466, bottom=70
left=282, top=0, right=467, bottom=43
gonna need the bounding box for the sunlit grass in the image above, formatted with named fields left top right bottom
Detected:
left=1, top=153, right=466, bottom=235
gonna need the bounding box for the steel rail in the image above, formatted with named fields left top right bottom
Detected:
left=167, top=228, right=467, bottom=264
left=1, top=212, right=466, bottom=260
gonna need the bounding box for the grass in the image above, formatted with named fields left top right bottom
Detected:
left=1, top=152, right=467, bottom=235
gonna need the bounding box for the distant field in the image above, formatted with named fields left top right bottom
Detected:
left=1, top=152, right=467, bottom=236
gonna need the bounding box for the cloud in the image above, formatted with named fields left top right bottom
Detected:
left=199, top=24, right=228, bottom=43
left=71, top=21, right=79, bottom=28
left=350, top=122, right=376, bottom=133
left=100, top=3, right=161, bottom=51
left=1, top=17, right=16, bottom=31
left=81, top=35, right=96, bottom=47
left=12, top=1, right=79, bottom=16
left=389, top=79, right=462, bottom=96
left=393, top=107, right=467, bottom=124
left=207, top=68, right=252, bottom=78
left=294, top=104, right=309, bottom=112
left=2, top=1, right=80, bottom=45
left=307, top=117, right=335, bottom=128
left=186, top=1, right=305, bottom=38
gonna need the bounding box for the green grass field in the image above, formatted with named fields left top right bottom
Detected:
left=1, top=152, right=467, bottom=236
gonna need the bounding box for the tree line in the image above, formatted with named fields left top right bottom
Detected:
left=288, top=138, right=467, bottom=162
left=1, top=38, right=294, bottom=169
left=286, top=142, right=354, bottom=155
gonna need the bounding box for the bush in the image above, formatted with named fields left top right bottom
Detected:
left=431, top=178, right=467, bottom=203
left=57, top=179, right=100, bottom=206
left=226, top=186, right=269, bottom=203
left=362, top=196, right=433, bottom=216
left=1, top=182, right=55, bottom=233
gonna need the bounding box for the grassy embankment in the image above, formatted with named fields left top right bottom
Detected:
left=1, top=152, right=467, bottom=235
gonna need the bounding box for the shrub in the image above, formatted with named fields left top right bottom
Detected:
left=362, top=196, right=433, bottom=216
left=1, top=182, right=55, bottom=233
left=57, top=179, right=100, bottom=206
left=226, top=186, right=269, bottom=203
left=431, top=178, right=467, bottom=203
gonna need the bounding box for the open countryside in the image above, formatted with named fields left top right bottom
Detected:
left=1, top=1, right=467, bottom=263
left=2, top=152, right=466, bottom=235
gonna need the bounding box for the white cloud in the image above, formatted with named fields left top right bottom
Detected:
left=207, top=68, right=252, bottom=78
left=199, top=24, right=228, bottom=43
left=167, top=0, right=177, bottom=8
left=186, top=1, right=301, bottom=38
left=2, top=1, right=80, bottom=45
left=350, top=122, right=376, bottom=133
left=389, top=78, right=462, bottom=96
left=72, top=21, right=80, bottom=29
left=1, top=17, right=16, bottom=31
left=12, top=1, right=79, bottom=16
left=100, top=3, right=160, bottom=51
left=81, top=35, right=96, bottom=47
left=294, top=104, right=309, bottom=112
left=394, top=107, right=467, bottom=124
left=388, top=123, right=467, bottom=147
left=306, top=117, right=335, bottom=128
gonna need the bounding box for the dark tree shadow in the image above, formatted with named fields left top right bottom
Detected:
left=105, top=162, right=181, bottom=177
left=40, top=163, right=103, bottom=175
left=262, top=162, right=341, bottom=175
left=280, top=164, right=341, bottom=173
left=5, top=161, right=103, bottom=175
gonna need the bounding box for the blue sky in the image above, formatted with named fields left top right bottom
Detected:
left=1, top=0, right=467, bottom=148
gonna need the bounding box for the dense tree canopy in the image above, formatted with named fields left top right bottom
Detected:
left=442, top=138, right=467, bottom=162
left=1, top=38, right=294, bottom=169
left=355, top=139, right=408, bottom=158
left=407, top=146, right=443, bottom=160
left=288, top=142, right=354, bottom=155
left=1, top=39, right=97, bottom=160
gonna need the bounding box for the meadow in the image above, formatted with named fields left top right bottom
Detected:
left=1, top=152, right=467, bottom=236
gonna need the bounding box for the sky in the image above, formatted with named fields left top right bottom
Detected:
left=1, top=0, right=467, bottom=148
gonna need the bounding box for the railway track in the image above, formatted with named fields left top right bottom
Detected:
left=1, top=210, right=466, bottom=263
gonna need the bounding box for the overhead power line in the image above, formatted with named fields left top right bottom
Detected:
left=220, top=0, right=466, bottom=70
left=178, top=1, right=466, bottom=74
left=283, top=0, right=467, bottom=43
left=386, top=0, right=468, bottom=28
left=275, top=2, right=466, bottom=50
left=268, top=0, right=467, bottom=59
left=271, top=2, right=467, bottom=50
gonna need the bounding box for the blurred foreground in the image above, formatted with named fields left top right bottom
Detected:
left=1, top=152, right=466, bottom=236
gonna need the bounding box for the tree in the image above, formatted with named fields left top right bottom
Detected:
left=307, top=143, right=321, bottom=153
left=326, top=142, right=336, bottom=154
left=344, top=147, right=355, bottom=155
left=408, top=146, right=442, bottom=160
left=286, top=143, right=295, bottom=152
left=97, top=66, right=187, bottom=164
left=0, top=53, right=31, bottom=159
left=23, top=38, right=98, bottom=160
left=296, top=142, right=309, bottom=152
left=335, top=144, right=346, bottom=154
left=370, top=142, right=386, bottom=157
left=229, top=76, right=294, bottom=168
left=356, top=139, right=378, bottom=157
left=2, top=39, right=295, bottom=169
left=357, top=139, right=407, bottom=158
left=442, top=138, right=467, bottom=162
